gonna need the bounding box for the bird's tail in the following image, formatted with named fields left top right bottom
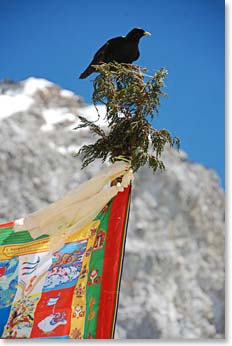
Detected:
left=79, top=65, right=96, bottom=79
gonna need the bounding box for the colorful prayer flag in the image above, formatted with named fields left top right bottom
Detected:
left=0, top=185, right=131, bottom=339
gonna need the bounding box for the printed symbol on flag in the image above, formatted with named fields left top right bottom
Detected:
left=74, top=284, right=85, bottom=297
left=0, top=265, right=6, bottom=277
left=73, top=305, right=85, bottom=318
left=25, top=276, right=37, bottom=293
left=70, top=327, right=82, bottom=339
left=102, top=204, right=109, bottom=213
left=93, top=229, right=106, bottom=250
left=44, top=265, right=80, bottom=290
left=86, top=246, right=93, bottom=257
left=17, top=275, right=39, bottom=296
left=80, top=264, right=88, bottom=279
left=37, top=312, right=67, bottom=333
left=90, top=226, right=97, bottom=237
left=3, top=295, right=39, bottom=338
left=0, top=258, right=18, bottom=290
left=88, top=297, right=96, bottom=321
left=22, top=256, right=40, bottom=275
left=46, top=293, right=61, bottom=306
left=87, top=269, right=101, bottom=286
left=0, top=258, right=18, bottom=307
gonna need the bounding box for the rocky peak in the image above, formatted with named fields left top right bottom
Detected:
left=0, top=78, right=225, bottom=339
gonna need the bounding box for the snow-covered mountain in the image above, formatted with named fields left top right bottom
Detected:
left=0, top=78, right=225, bottom=339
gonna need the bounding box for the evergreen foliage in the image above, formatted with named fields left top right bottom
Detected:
left=75, top=63, right=180, bottom=172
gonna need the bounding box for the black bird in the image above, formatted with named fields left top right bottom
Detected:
left=79, top=28, right=151, bottom=79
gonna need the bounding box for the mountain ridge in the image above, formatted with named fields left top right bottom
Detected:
left=0, top=78, right=225, bottom=338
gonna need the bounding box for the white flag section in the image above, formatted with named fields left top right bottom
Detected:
left=14, top=161, right=133, bottom=253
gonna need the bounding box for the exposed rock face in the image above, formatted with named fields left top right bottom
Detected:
left=0, top=78, right=225, bottom=339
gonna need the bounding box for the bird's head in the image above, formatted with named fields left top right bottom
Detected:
left=126, top=28, right=151, bottom=41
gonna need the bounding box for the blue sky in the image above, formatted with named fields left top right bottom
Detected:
left=0, top=0, right=225, bottom=187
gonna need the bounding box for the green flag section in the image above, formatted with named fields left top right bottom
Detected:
left=0, top=186, right=131, bottom=339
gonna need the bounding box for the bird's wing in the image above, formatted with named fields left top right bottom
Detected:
left=92, top=36, right=124, bottom=64
left=79, top=42, right=110, bottom=79
left=79, top=36, right=124, bottom=79
left=91, top=42, right=110, bottom=64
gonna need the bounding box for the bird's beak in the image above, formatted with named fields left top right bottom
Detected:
left=143, top=31, right=151, bottom=36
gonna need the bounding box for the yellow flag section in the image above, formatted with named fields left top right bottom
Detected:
left=0, top=237, right=49, bottom=260
left=0, top=221, right=99, bottom=261
left=69, top=221, right=99, bottom=338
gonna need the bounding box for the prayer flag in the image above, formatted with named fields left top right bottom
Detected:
left=0, top=185, right=131, bottom=339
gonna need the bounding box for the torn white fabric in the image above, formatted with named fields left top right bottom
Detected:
left=14, top=161, right=133, bottom=253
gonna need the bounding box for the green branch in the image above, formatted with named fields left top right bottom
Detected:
left=75, top=62, right=180, bottom=173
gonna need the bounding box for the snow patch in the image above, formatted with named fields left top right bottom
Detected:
left=0, top=77, right=56, bottom=121
left=23, top=77, right=53, bottom=96
left=41, top=108, right=77, bottom=131
left=41, top=123, right=54, bottom=132
left=56, top=145, right=81, bottom=155
left=42, top=108, right=76, bottom=125
left=60, top=89, right=76, bottom=98
left=77, top=105, right=107, bottom=126
left=0, top=94, right=33, bottom=120
left=79, top=104, right=107, bottom=120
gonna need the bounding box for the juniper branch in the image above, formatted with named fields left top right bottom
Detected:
left=75, top=63, right=180, bottom=173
